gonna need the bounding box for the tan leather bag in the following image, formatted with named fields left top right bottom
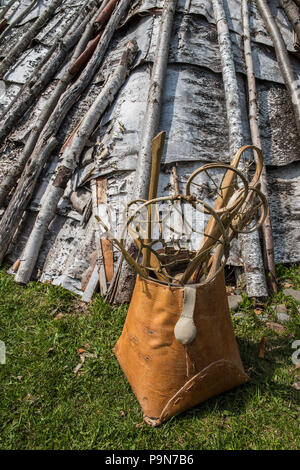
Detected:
left=114, top=270, right=249, bottom=426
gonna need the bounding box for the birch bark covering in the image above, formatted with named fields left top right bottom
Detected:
left=212, top=0, right=267, bottom=297
left=279, top=0, right=300, bottom=43
left=0, top=0, right=64, bottom=79
left=255, top=0, right=300, bottom=136
left=0, top=6, right=95, bottom=206
left=241, top=0, right=277, bottom=293
left=0, top=0, right=132, bottom=264
left=0, top=0, right=18, bottom=22
left=14, top=40, right=138, bottom=285
left=0, top=2, right=91, bottom=146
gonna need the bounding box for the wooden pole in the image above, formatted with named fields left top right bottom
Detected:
left=241, top=0, right=277, bottom=293
left=212, top=0, right=267, bottom=298
left=14, top=40, right=138, bottom=284
left=255, top=0, right=300, bottom=136
left=0, top=0, right=18, bottom=22
left=0, top=0, right=39, bottom=43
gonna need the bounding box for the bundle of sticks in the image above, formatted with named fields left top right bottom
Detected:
left=96, top=133, right=268, bottom=287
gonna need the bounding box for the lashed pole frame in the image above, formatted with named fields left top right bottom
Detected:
left=212, top=0, right=268, bottom=298
left=109, top=0, right=177, bottom=303
left=241, top=0, right=277, bottom=293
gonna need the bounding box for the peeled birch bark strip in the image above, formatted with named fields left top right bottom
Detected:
left=0, top=0, right=64, bottom=79
left=241, top=0, right=277, bottom=293
left=0, top=0, right=39, bottom=43
left=255, top=0, right=300, bottom=136
left=0, top=0, right=133, bottom=265
left=14, top=40, right=138, bottom=284
left=212, top=0, right=267, bottom=298
left=110, top=0, right=177, bottom=304
left=0, top=0, right=18, bottom=22
left=279, top=0, right=300, bottom=43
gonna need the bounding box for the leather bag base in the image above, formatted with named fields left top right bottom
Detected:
left=114, top=271, right=249, bottom=426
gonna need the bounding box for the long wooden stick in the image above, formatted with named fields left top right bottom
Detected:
left=211, top=0, right=267, bottom=297
left=0, top=0, right=64, bottom=79
left=279, top=0, right=300, bottom=43
left=242, top=0, right=277, bottom=293
left=14, top=40, right=138, bottom=284
left=0, top=0, right=133, bottom=265
left=255, top=0, right=300, bottom=136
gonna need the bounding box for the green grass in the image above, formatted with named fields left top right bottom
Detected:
left=0, top=265, right=299, bottom=450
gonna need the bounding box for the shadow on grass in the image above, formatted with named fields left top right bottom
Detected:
left=174, top=334, right=299, bottom=422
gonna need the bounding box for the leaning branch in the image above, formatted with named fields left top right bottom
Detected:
left=135, top=0, right=177, bottom=200
left=0, top=0, right=19, bottom=22
left=255, top=0, right=300, bottom=136
left=14, top=40, right=138, bottom=285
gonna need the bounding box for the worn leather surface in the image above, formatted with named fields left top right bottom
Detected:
left=114, top=270, right=249, bottom=425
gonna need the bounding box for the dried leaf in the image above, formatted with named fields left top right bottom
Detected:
left=77, top=348, right=86, bottom=355
left=54, top=313, right=63, bottom=320
left=292, top=382, right=300, bottom=391
left=254, top=309, right=263, bottom=315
